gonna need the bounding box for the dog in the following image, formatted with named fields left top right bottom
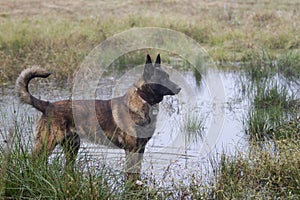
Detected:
left=15, top=54, right=181, bottom=180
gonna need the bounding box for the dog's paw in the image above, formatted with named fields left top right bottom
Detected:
left=135, top=180, right=143, bottom=186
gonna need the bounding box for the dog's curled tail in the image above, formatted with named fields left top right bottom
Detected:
left=15, top=66, right=52, bottom=113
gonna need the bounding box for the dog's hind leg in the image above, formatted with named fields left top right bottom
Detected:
left=60, top=132, right=80, bottom=168
left=31, top=130, right=59, bottom=164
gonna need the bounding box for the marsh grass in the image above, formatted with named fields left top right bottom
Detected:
left=277, top=51, right=300, bottom=84
left=241, top=50, right=300, bottom=92
left=240, top=49, right=299, bottom=141
left=214, top=138, right=300, bottom=199
left=181, top=111, right=206, bottom=144
left=0, top=108, right=132, bottom=199
left=0, top=16, right=110, bottom=84
left=242, top=49, right=276, bottom=85
left=0, top=120, right=116, bottom=199
left=244, top=82, right=298, bottom=141
left=1, top=0, right=300, bottom=84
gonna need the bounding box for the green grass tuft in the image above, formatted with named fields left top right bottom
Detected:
left=214, top=139, right=300, bottom=199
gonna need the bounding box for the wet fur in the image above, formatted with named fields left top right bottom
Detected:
left=15, top=54, right=181, bottom=180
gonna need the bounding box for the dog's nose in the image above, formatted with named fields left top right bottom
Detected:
left=174, top=86, right=181, bottom=94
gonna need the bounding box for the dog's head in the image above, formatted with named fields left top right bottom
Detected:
left=137, top=54, right=181, bottom=105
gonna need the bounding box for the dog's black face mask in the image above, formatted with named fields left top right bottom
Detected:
left=138, top=54, right=181, bottom=105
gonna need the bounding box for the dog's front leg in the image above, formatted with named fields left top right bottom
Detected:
left=125, top=148, right=144, bottom=181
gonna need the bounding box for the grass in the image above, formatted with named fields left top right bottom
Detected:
left=240, top=48, right=299, bottom=141
left=0, top=0, right=300, bottom=84
left=181, top=111, right=205, bottom=143
left=244, top=77, right=299, bottom=141
left=0, top=116, right=143, bottom=199
left=240, top=49, right=300, bottom=88
left=215, top=138, right=300, bottom=199
left=1, top=115, right=299, bottom=199
left=277, top=51, right=300, bottom=84
left=232, top=46, right=300, bottom=198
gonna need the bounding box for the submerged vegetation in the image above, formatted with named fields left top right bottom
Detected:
left=0, top=0, right=300, bottom=199
left=181, top=111, right=205, bottom=143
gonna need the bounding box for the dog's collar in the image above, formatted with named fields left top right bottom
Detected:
left=136, top=89, right=148, bottom=104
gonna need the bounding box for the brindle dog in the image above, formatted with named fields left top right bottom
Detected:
left=16, top=54, right=181, bottom=180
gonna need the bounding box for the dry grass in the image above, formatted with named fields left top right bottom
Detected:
left=0, top=0, right=299, bottom=84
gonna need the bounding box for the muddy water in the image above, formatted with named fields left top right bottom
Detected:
left=0, top=68, right=250, bottom=182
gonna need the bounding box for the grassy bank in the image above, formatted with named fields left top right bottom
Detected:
left=215, top=138, right=300, bottom=199
left=0, top=0, right=299, bottom=84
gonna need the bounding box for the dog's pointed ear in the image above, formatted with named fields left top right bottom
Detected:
left=154, top=54, right=161, bottom=68
left=146, top=54, right=152, bottom=65
left=143, top=54, right=154, bottom=80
